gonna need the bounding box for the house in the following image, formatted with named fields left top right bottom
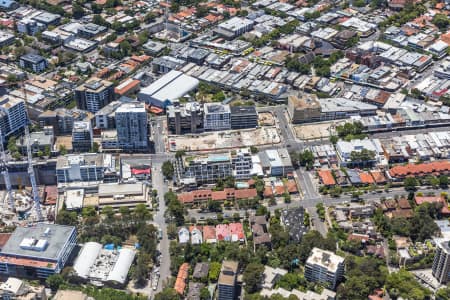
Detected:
left=216, top=223, right=245, bottom=242
left=250, top=215, right=271, bottom=250
left=193, top=262, right=209, bottom=280
left=174, top=263, right=189, bottom=295
left=190, top=226, right=203, bottom=244
left=415, top=196, right=450, bottom=216
left=178, top=227, right=190, bottom=244
left=203, top=226, right=217, bottom=243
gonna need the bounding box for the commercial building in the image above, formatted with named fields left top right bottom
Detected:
left=432, top=239, right=450, bottom=283
left=56, top=153, right=115, bottom=184
left=215, top=17, right=254, bottom=39
left=115, top=102, right=148, bottom=151
left=203, top=103, right=231, bottom=131
left=0, top=224, right=77, bottom=279
left=77, top=23, right=108, bottom=39
left=73, top=242, right=135, bottom=286
left=218, top=261, right=239, bottom=300
left=288, top=94, right=377, bottom=123
left=64, top=37, right=98, bottom=53
left=230, top=106, right=258, bottom=130
left=75, top=78, right=115, bottom=113
left=259, top=149, right=293, bottom=177
left=114, top=78, right=141, bottom=98
left=137, top=70, right=199, bottom=108
left=305, top=247, right=344, bottom=290
left=19, top=54, right=48, bottom=73
left=0, top=96, right=28, bottom=140
left=16, top=129, right=54, bottom=155
left=71, top=121, right=93, bottom=153
left=166, top=101, right=203, bottom=134
left=151, top=56, right=186, bottom=74
left=335, top=138, right=385, bottom=168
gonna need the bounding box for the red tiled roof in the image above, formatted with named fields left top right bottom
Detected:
left=360, top=172, right=375, bottom=184
left=318, top=170, right=336, bottom=186
left=389, top=161, right=450, bottom=178
left=235, top=188, right=257, bottom=199
left=370, top=171, right=386, bottom=183
left=286, top=180, right=298, bottom=193
left=203, top=226, right=216, bottom=241
left=174, top=263, right=189, bottom=294
left=263, top=186, right=273, bottom=197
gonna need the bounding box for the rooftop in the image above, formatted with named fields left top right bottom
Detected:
left=0, top=224, right=75, bottom=262
left=306, top=247, right=344, bottom=273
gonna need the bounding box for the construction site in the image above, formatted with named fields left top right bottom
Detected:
left=0, top=126, right=54, bottom=226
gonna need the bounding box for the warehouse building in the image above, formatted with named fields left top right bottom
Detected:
left=138, top=70, right=199, bottom=108
left=73, top=242, right=136, bottom=286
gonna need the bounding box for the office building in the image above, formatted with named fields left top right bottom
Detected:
left=56, top=153, right=115, bottom=184
left=138, top=70, right=199, bottom=108
left=166, top=101, right=203, bottom=134
left=182, top=153, right=233, bottom=184
left=77, top=23, right=107, bottom=39
left=75, top=78, right=114, bottom=113
left=305, top=248, right=344, bottom=290
left=151, top=56, right=186, bottom=74
left=230, top=106, right=258, bottom=130
left=19, top=54, right=48, bottom=73
left=0, top=224, right=76, bottom=279
left=204, top=103, right=231, bottom=131
left=72, top=121, right=93, bottom=153
left=433, top=239, right=450, bottom=283
left=0, top=95, right=28, bottom=140
left=17, top=19, right=44, bottom=36
left=215, top=17, right=254, bottom=39
left=115, top=102, right=148, bottom=151
left=218, top=261, right=238, bottom=300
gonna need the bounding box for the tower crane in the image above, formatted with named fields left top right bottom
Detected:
left=25, top=125, right=43, bottom=221
left=0, top=127, right=14, bottom=211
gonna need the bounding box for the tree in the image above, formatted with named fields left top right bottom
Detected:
left=243, top=263, right=264, bottom=293
left=56, top=210, right=77, bottom=226
left=59, top=145, right=67, bottom=155
left=167, top=222, right=178, bottom=239
left=200, top=287, right=210, bottom=300
left=44, top=145, right=51, bottom=157
left=175, top=150, right=186, bottom=159
left=133, top=253, right=151, bottom=287
left=439, top=175, right=449, bottom=188
left=72, top=3, right=85, bottom=19
left=299, top=150, right=314, bottom=169
left=250, top=146, right=259, bottom=154
left=385, top=269, right=431, bottom=299
left=155, top=288, right=180, bottom=300
left=102, top=205, right=115, bottom=221
left=432, top=13, right=450, bottom=30
left=404, top=177, right=418, bottom=191
left=162, top=161, right=174, bottom=179
left=82, top=206, right=96, bottom=218
left=353, top=0, right=366, bottom=6
left=208, top=262, right=221, bottom=282
left=207, top=200, right=222, bottom=212
left=436, top=287, right=450, bottom=300
left=330, top=135, right=338, bottom=144
left=134, top=203, right=151, bottom=221
left=91, top=142, right=100, bottom=153
left=46, top=274, right=64, bottom=291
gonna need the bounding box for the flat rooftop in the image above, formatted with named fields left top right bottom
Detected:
left=0, top=224, right=75, bottom=261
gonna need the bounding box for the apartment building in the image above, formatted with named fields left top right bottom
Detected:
left=166, top=101, right=203, bottom=134
left=56, top=153, right=115, bottom=184
left=75, top=78, right=114, bottom=113
left=115, top=102, right=148, bottom=151
left=232, top=148, right=253, bottom=180
left=433, top=239, right=450, bottom=283
left=0, top=95, right=28, bottom=140
left=218, top=261, right=239, bottom=300
left=72, top=121, right=93, bottom=153
left=305, top=248, right=344, bottom=290
left=182, top=153, right=233, bottom=184
left=230, top=106, right=258, bottom=130
left=19, top=54, right=48, bottom=73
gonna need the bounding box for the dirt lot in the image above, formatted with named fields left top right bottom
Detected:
left=293, top=120, right=347, bottom=140
left=258, top=112, right=275, bottom=126
left=169, top=127, right=280, bottom=152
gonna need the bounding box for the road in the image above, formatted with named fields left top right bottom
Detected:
left=151, top=159, right=171, bottom=296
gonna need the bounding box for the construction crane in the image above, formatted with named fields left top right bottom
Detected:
left=0, top=127, right=14, bottom=211
left=25, top=125, right=42, bottom=221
